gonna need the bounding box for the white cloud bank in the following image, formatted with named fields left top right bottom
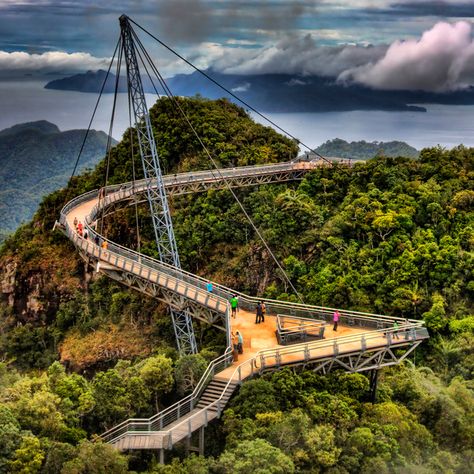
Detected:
left=2, top=21, right=474, bottom=92
left=0, top=51, right=111, bottom=75
left=210, top=21, right=474, bottom=92
left=339, top=21, right=474, bottom=92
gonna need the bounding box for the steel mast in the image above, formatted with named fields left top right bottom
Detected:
left=119, top=15, right=197, bottom=354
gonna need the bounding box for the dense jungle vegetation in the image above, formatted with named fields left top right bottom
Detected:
left=315, top=138, right=419, bottom=160
left=0, top=97, right=472, bottom=473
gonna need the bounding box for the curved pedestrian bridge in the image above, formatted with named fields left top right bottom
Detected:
left=57, top=159, right=429, bottom=452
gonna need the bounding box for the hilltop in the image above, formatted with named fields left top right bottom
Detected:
left=315, top=138, right=419, bottom=159
left=0, top=120, right=112, bottom=241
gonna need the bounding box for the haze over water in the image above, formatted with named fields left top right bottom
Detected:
left=2, top=79, right=474, bottom=152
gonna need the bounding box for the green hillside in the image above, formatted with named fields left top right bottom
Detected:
left=0, top=98, right=472, bottom=473
left=0, top=120, right=111, bottom=241
left=315, top=138, right=419, bottom=159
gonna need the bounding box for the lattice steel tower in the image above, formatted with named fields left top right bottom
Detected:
left=120, top=15, right=197, bottom=354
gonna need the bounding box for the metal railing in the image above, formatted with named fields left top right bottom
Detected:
left=58, top=159, right=427, bottom=448
left=257, top=322, right=428, bottom=370
left=276, top=314, right=326, bottom=344
left=101, top=321, right=428, bottom=447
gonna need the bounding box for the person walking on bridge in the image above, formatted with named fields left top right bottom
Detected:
left=255, top=302, right=263, bottom=324
left=236, top=331, right=243, bottom=354
left=333, top=310, right=340, bottom=331
left=230, top=295, right=239, bottom=318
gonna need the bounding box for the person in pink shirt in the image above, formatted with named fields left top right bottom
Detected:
left=333, top=310, right=340, bottom=331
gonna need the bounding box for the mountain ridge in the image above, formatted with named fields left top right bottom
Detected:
left=44, top=68, right=474, bottom=113
left=0, top=120, right=113, bottom=240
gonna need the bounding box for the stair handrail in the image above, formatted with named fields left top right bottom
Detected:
left=103, top=322, right=430, bottom=446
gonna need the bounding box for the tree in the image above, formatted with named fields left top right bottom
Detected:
left=175, top=354, right=207, bottom=396
left=229, top=379, right=278, bottom=418
left=8, top=435, right=45, bottom=474
left=216, top=439, right=295, bottom=474
left=423, top=293, right=447, bottom=332
left=60, top=440, right=128, bottom=474
left=0, top=405, right=23, bottom=474
left=138, top=355, right=174, bottom=411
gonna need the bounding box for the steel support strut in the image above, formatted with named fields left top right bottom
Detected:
left=119, top=15, right=197, bottom=354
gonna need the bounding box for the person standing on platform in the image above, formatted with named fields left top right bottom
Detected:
left=393, top=321, right=400, bottom=339
left=206, top=282, right=213, bottom=293
left=236, top=331, right=243, bottom=354
left=230, top=295, right=239, bottom=318
left=333, top=310, right=340, bottom=331
left=261, top=301, right=266, bottom=323
left=255, top=302, right=263, bottom=324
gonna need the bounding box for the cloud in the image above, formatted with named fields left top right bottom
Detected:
left=231, top=82, right=250, bottom=92
left=0, top=50, right=111, bottom=76
left=211, top=34, right=387, bottom=77
left=339, top=21, right=474, bottom=92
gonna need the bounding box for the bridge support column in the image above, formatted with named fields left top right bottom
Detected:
left=369, top=369, right=379, bottom=403
left=159, top=448, right=164, bottom=465
left=198, top=426, right=205, bottom=456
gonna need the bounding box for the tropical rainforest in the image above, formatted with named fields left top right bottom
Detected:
left=0, top=97, right=473, bottom=473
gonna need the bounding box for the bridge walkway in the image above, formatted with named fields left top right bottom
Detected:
left=58, top=161, right=429, bottom=451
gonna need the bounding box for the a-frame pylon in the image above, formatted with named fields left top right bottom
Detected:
left=119, top=15, right=197, bottom=355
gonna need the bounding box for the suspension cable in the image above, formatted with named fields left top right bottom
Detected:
left=128, top=80, right=142, bottom=255
left=132, top=29, right=305, bottom=303
left=68, top=37, right=121, bottom=184
left=99, top=37, right=123, bottom=236
left=128, top=16, right=330, bottom=165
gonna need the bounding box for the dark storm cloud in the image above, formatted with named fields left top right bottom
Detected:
left=385, top=1, right=474, bottom=18
left=213, top=34, right=387, bottom=77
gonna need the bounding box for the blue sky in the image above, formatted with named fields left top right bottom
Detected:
left=1, top=1, right=474, bottom=91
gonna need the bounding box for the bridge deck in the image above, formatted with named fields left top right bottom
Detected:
left=218, top=309, right=373, bottom=380
left=59, top=162, right=428, bottom=451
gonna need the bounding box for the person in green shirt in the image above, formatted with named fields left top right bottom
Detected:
left=393, top=320, right=400, bottom=339
left=230, top=295, right=239, bottom=318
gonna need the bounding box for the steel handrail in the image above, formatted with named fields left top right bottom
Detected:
left=78, top=187, right=416, bottom=325
left=58, top=159, right=427, bottom=447
left=106, top=323, right=429, bottom=445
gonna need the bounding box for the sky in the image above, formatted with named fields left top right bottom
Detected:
left=1, top=1, right=474, bottom=92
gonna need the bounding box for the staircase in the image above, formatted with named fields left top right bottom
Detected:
left=108, top=376, right=239, bottom=451
left=195, top=378, right=238, bottom=410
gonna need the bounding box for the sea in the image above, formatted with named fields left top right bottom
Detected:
left=1, top=78, right=474, bottom=151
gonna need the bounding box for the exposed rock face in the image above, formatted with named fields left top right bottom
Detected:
left=0, top=241, right=84, bottom=325
left=1, top=259, right=17, bottom=307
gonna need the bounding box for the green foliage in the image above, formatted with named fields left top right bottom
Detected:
left=8, top=435, right=45, bottom=474
left=229, top=379, right=278, bottom=418
left=60, top=440, right=128, bottom=474
left=215, top=438, right=295, bottom=474
left=174, top=353, right=207, bottom=396
left=315, top=138, right=419, bottom=159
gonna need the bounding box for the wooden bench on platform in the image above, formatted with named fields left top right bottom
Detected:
left=276, top=315, right=326, bottom=345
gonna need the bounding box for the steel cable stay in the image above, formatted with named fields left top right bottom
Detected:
left=127, top=16, right=331, bottom=165
left=99, top=37, right=124, bottom=237
left=130, top=24, right=305, bottom=303
left=68, top=37, right=121, bottom=184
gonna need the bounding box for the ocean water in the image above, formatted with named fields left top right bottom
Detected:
left=1, top=78, right=474, bottom=150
